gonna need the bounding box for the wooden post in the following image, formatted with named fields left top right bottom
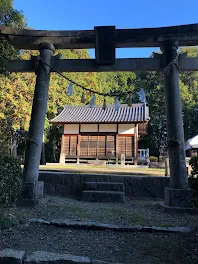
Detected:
left=87, top=135, right=90, bottom=157
left=59, top=128, right=65, bottom=165
left=116, top=134, right=119, bottom=165
left=77, top=134, right=81, bottom=164
left=22, top=42, right=55, bottom=203
left=165, top=156, right=170, bottom=176
left=96, top=124, right=99, bottom=160
left=134, top=124, right=138, bottom=165
left=161, top=39, right=191, bottom=210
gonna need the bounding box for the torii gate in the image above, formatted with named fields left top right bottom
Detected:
left=1, top=24, right=197, bottom=210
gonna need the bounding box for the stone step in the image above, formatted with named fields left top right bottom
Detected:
left=85, top=182, right=124, bottom=192
left=83, top=190, right=125, bottom=203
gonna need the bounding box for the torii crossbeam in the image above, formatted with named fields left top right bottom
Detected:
left=1, top=24, right=196, bottom=211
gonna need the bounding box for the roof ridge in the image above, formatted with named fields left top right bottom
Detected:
left=63, top=103, right=144, bottom=108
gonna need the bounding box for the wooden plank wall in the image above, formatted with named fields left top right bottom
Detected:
left=118, top=136, right=134, bottom=158
left=62, top=134, right=135, bottom=160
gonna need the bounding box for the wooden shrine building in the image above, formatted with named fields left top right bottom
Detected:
left=50, top=103, right=149, bottom=164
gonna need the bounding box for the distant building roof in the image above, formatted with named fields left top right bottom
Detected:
left=185, top=135, right=198, bottom=150
left=50, top=104, right=149, bottom=124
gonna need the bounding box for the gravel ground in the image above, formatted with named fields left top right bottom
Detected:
left=0, top=224, right=197, bottom=264
left=3, top=196, right=198, bottom=228
left=0, top=196, right=198, bottom=263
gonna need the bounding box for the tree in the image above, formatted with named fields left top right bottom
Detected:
left=179, top=47, right=198, bottom=139
left=136, top=47, right=198, bottom=156
left=0, top=0, right=26, bottom=156
left=0, top=0, right=26, bottom=73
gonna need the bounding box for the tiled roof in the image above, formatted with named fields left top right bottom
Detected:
left=50, top=104, right=149, bottom=124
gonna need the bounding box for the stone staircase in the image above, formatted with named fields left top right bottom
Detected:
left=82, top=182, right=125, bottom=203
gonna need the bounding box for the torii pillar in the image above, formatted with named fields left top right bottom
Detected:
left=21, top=42, right=55, bottom=206
left=160, top=39, right=192, bottom=211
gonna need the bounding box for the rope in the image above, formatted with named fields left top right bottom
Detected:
left=2, top=51, right=180, bottom=99
left=37, top=56, right=137, bottom=98
left=162, top=53, right=180, bottom=73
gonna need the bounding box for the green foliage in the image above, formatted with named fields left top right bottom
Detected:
left=135, top=70, right=166, bottom=153
left=0, top=118, right=12, bottom=154
left=45, top=125, right=62, bottom=162
left=0, top=0, right=25, bottom=27
left=0, top=155, right=23, bottom=206
left=0, top=214, right=19, bottom=230
left=96, top=71, right=137, bottom=104
left=149, top=156, right=158, bottom=162
left=159, top=156, right=165, bottom=162
left=0, top=0, right=26, bottom=73
left=136, top=47, right=198, bottom=154
left=189, top=156, right=198, bottom=177
left=189, top=156, right=198, bottom=207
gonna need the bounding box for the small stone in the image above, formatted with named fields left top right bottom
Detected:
left=114, top=247, right=119, bottom=252
left=29, top=218, right=50, bottom=225
left=92, top=260, right=122, bottom=264
left=0, top=248, right=25, bottom=264
left=24, top=251, right=91, bottom=263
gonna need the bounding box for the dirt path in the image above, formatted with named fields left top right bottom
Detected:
left=1, top=224, right=197, bottom=264
left=0, top=196, right=197, bottom=264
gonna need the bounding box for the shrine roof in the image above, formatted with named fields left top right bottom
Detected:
left=50, top=104, right=149, bottom=124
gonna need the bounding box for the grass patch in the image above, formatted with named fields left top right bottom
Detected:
left=41, top=198, right=198, bottom=227
left=39, top=164, right=165, bottom=176
left=3, top=197, right=198, bottom=229
left=39, top=199, right=159, bottom=226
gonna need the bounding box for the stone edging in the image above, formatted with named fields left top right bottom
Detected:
left=29, top=218, right=191, bottom=233
left=0, top=249, right=121, bottom=264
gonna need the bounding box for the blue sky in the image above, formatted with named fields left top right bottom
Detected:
left=14, top=0, right=198, bottom=58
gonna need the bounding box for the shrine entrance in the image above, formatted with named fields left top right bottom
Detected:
left=1, top=23, right=198, bottom=210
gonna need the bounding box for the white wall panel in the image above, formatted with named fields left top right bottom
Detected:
left=118, top=124, right=135, bottom=135
left=99, top=124, right=117, bottom=132
left=80, top=124, right=98, bottom=132
left=64, top=124, right=79, bottom=134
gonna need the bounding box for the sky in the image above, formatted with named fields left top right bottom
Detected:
left=14, top=0, right=198, bottom=58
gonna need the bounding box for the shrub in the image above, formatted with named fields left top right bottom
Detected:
left=159, top=155, right=165, bottom=162
left=0, top=155, right=23, bottom=206
left=189, top=156, right=198, bottom=177
left=149, top=156, right=158, bottom=162
left=0, top=214, right=19, bottom=230
left=188, top=156, right=198, bottom=207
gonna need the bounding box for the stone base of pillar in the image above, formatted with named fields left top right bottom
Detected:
left=59, top=153, right=65, bottom=164
left=160, top=187, right=194, bottom=213
left=35, top=181, right=44, bottom=199
left=165, top=187, right=192, bottom=208
left=17, top=181, right=44, bottom=207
